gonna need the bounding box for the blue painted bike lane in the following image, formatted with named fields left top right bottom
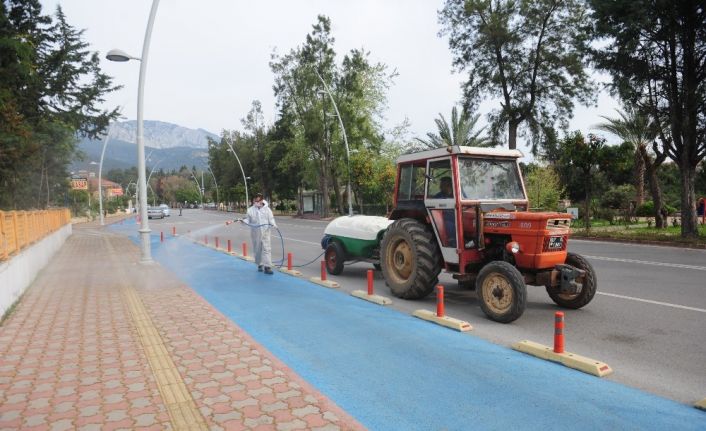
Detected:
left=115, top=226, right=706, bottom=430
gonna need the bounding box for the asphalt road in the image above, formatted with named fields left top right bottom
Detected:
left=145, top=209, right=706, bottom=406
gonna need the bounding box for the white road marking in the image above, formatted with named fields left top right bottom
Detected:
left=597, top=292, right=706, bottom=314
left=282, top=236, right=320, bottom=246
left=584, top=255, right=706, bottom=271
left=572, top=238, right=706, bottom=252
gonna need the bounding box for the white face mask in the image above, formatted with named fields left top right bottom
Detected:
left=255, top=201, right=263, bottom=208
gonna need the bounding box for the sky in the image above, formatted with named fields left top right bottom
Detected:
left=42, top=0, right=619, bottom=153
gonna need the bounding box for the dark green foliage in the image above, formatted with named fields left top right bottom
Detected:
left=555, top=132, right=606, bottom=228
left=590, top=0, right=706, bottom=237
left=636, top=201, right=677, bottom=217
left=0, top=1, right=120, bottom=209
left=439, top=0, right=594, bottom=149
left=600, top=184, right=635, bottom=210
left=415, top=106, right=490, bottom=149
left=601, top=143, right=637, bottom=189
left=268, top=15, right=394, bottom=215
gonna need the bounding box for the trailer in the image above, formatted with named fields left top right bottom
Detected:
left=320, top=215, right=392, bottom=275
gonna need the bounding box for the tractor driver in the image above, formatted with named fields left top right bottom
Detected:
left=435, top=176, right=453, bottom=199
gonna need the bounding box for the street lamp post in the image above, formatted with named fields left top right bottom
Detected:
left=106, top=0, right=160, bottom=262
left=205, top=166, right=220, bottom=207
left=316, top=71, right=353, bottom=217
left=97, top=125, right=113, bottom=226
left=190, top=171, right=204, bottom=207
left=224, top=136, right=249, bottom=207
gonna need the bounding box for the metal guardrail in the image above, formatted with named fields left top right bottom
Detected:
left=0, top=209, right=71, bottom=261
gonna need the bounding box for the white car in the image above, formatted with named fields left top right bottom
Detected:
left=159, top=204, right=171, bottom=217
left=147, top=207, right=164, bottom=219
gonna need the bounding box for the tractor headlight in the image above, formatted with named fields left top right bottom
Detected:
left=505, top=241, right=520, bottom=254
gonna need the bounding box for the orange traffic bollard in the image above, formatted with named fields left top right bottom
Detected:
left=215, top=237, right=219, bottom=249
left=242, top=242, right=247, bottom=257
left=436, top=285, right=445, bottom=317
left=320, top=261, right=327, bottom=281
left=367, top=270, right=374, bottom=295
left=287, top=253, right=293, bottom=271
left=227, top=239, right=232, bottom=253
left=172, top=226, right=176, bottom=236
left=554, top=312, right=565, bottom=353
left=160, top=231, right=164, bottom=242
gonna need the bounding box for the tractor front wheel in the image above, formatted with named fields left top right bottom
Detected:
left=476, top=261, right=527, bottom=323
left=381, top=218, right=441, bottom=299
left=325, top=241, right=346, bottom=275
left=546, top=252, right=597, bottom=309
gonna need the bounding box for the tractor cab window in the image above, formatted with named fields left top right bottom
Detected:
left=426, top=160, right=454, bottom=199
left=458, top=158, right=525, bottom=200
left=397, top=163, right=426, bottom=201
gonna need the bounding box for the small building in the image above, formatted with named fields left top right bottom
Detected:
left=88, top=178, right=124, bottom=199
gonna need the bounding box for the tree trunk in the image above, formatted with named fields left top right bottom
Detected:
left=320, top=158, right=330, bottom=218
left=584, top=171, right=592, bottom=231
left=331, top=169, right=344, bottom=215
left=297, top=183, right=303, bottom=216
left=634, top=148, right=645, bottom=205
left=639, top=145, right=666, bottom=228
left=679, top=163, right=698, bottom=238
left=46, top=169, right=50, bottom=208
left=508, top=120, right=519, bottom=150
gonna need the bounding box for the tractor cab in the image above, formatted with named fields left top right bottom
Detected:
left=391, top=146, right=529, bottom=272
left=382, top=146, right=594, bottom=323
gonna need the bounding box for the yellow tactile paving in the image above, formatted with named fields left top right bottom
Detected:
left=121, top=285, right=209, bottom=430
left=0, top=225, right=363, bottom=430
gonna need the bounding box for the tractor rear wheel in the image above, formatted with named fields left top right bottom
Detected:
left=381, top=218, right=441, bottom=299
left=546, top=252, right=597, bottom=309
left=325, top=241, right=346, bottom=275
left=476, top=261, right=526, bottom=323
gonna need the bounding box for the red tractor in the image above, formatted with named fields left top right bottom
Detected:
left=379, top=146, right=596, bottom=323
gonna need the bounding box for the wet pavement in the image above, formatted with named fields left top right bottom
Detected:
left=0, top=223, right=363, bottom=431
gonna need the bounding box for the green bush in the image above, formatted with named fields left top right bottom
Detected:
left=636, top=201, right=678, bottom=217
left=600, top=184, right=635, bottom=210
left=593, top=207, right=615, bottom=224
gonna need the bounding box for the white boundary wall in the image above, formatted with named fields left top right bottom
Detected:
left=0, top=224, right=72, bottom=317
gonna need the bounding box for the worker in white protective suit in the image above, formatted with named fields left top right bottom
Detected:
left=242, top=193, right=277, bottom=274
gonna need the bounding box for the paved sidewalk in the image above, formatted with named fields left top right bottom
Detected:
left=0, top=224, right=363, bottom=431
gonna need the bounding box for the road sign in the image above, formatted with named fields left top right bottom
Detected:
left=70, top=176, right=88, bottom=190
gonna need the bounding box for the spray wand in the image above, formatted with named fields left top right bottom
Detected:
left=224, top=218, right=324, bottom=268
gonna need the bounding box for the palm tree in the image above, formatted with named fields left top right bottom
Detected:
left=416, top=106, right=491, bottom=149
left=596, top=107, right=667, bottom=227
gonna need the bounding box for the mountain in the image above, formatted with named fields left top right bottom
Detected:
left=70, top=119, right=217, bottom=172
left=108, top=120, right=219, bottom=149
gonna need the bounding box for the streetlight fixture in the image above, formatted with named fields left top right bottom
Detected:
left=224, top=137, right=250, bottom=207
left=97, top=125, right=113, bottom=225
left=315, top=71, right=353, bottom=217
left=190, top=171, right=204, bottom=208
left=106, top=0, right=160, bottom=262
left=204, top=166, right=220, bottom=207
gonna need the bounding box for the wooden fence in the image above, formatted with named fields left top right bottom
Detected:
left=0, top=209, right=71, bottom=261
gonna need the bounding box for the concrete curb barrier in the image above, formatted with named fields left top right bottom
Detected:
left=351, top=290, right=392, bottom=305
left=278, top=267, right=303, bottom=277
left=0, top=224, right=72, bottom=317
left=412, top=309, right=472, bottom=332
left=695, top=398, right=706, bottom=410
left=512, top=340, right=613, bottom=377
left=309, top=277, right=339, bottom=288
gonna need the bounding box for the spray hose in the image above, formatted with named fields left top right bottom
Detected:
left=225, top=219, right=325, bottom=268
